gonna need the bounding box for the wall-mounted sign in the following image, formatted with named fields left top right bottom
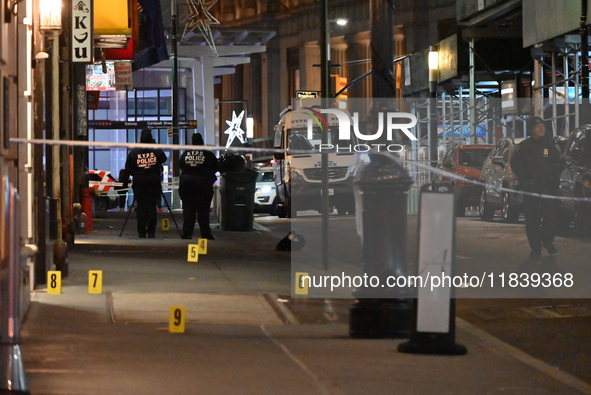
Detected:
left=295, top=90, right=320, bottom=98
left=86, top=62, right=115, bottom=91
left=72, top=0, right=93, bottom=62
left=114, top=61, right=133, bottom=90
left=94, top=0, right=132, bottom=35
left=224, top=110, right=246, bottom=148
left=88, top=120, right=198, bottom=129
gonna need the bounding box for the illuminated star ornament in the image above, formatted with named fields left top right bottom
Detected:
left=224, top=110, right=246, bottom=148
left=181, top=0, right=220, bottom=56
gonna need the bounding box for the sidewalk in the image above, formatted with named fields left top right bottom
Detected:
left=19, top=212, right=591, bottom=395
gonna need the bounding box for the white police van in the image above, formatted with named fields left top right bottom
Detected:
left=272, top=99, right=359, bottom=217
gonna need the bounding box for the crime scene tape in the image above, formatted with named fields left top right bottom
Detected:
left=400, top=156, right=591, bottom=203
left=10, top=138, right=591, bottom=203
left=9, top=138, right=305, bottom=155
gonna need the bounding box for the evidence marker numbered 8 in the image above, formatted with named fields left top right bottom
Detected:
left=47, top=271, right=62, bottom=294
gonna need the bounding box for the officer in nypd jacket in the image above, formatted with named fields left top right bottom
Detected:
left=125, top=129, right=167, bottom=238
left=511, top=116, right=564, bottom=258
left=179, top=133, right=218, bottom=240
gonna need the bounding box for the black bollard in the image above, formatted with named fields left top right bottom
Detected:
left=349, top=152, right=413, bottom=338
left=54, top=239, right=68, bottom=278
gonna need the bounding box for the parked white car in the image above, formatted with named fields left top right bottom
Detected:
left=254, top=168, right=277, bottom=214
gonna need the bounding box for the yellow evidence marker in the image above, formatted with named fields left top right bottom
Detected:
left=169, top=306, right=186, bottom=333
left=162, top=218, right=170, bottom=231
left=47, top=271, right=62, bottom=294
left=88, top=270, right=103, bottom=294
left=187, top=244, right=199, bottom=262
left=197, top=238, right=208, bottom=255
left=295, top=272, right=309, bottom=295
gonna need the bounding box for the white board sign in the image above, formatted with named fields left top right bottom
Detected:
left=416, top=192, right=454, bottom=333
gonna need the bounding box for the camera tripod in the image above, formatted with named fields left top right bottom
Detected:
left=119, top=190, right=182, bottom=238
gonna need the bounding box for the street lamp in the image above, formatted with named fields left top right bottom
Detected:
left=429, top=46, right=439, bottom=169
left=39, top=0, right=62, bottom=30
left=321, top=16, right=349, bottom=99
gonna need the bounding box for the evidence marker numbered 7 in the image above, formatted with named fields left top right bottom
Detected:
left=88, top=270, right=103, bottom=294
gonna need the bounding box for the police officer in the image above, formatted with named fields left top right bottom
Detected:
left=125, top=129, right=167, bottom=238
left=179, top=133, right=218, bottom=240
left=511, top=116, right=565, bottom=258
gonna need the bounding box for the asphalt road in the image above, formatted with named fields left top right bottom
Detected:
left=255, top=209, right=591, bottom=385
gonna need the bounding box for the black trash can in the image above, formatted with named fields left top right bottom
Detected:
left=220, top=168, right=258, bottom=231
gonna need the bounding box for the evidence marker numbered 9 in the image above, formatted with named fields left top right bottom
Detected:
left=169, top=306, right=186, bottom=333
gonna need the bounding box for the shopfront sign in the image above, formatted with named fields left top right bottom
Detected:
left=72, top=0, right=93, bottom=62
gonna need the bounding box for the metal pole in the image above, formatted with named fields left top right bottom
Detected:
left=429, top=92, right=437, bottom=167
left=52, top=31, right=62, bottom=240
left=320, top=0, right=330, bottom=272
left=533, top=54, right=543, bottom=118
left=171, top=0, right=180, bottom=176
left=581, top=0, right=589, bottom=100
left=469, top=39, right=476, bottom=144
left=552, top=52, right=558, bottom=135
left=320, top=0, right=330, bottom=100
left=564, top=49, right=570, bottom=135
left=575, top=50, right=581, bottom=127
left=442, top=92, right=447, bottom=147
left=580, top=0, right=589, bottom=124
left=429, top=47, right=438, bottom=169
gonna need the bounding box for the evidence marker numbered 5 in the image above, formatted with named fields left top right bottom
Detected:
left=187, top=238, right=208, bottom=262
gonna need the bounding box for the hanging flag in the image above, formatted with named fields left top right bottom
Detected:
left=133, top=0, right=170, bottom=71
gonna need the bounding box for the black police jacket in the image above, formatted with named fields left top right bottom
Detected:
left=179, top=149, right=218, bottom=184
left=125, top=147, right=167, bottom=193
left=511, top=136, right=564, bottom=193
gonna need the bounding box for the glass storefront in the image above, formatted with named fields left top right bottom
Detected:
left=87, top=88, right=186, bottom=177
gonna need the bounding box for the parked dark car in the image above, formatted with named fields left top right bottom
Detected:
left=435, top=144, right=494, bottom=216
left=479, top=137, right=525, bottom=222
left=558, top=125, right=591, bottom=235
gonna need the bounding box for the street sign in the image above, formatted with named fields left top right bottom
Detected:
left=88, top=120, right=198, bottom=129
left=295, top=90, right=320, bottom=98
